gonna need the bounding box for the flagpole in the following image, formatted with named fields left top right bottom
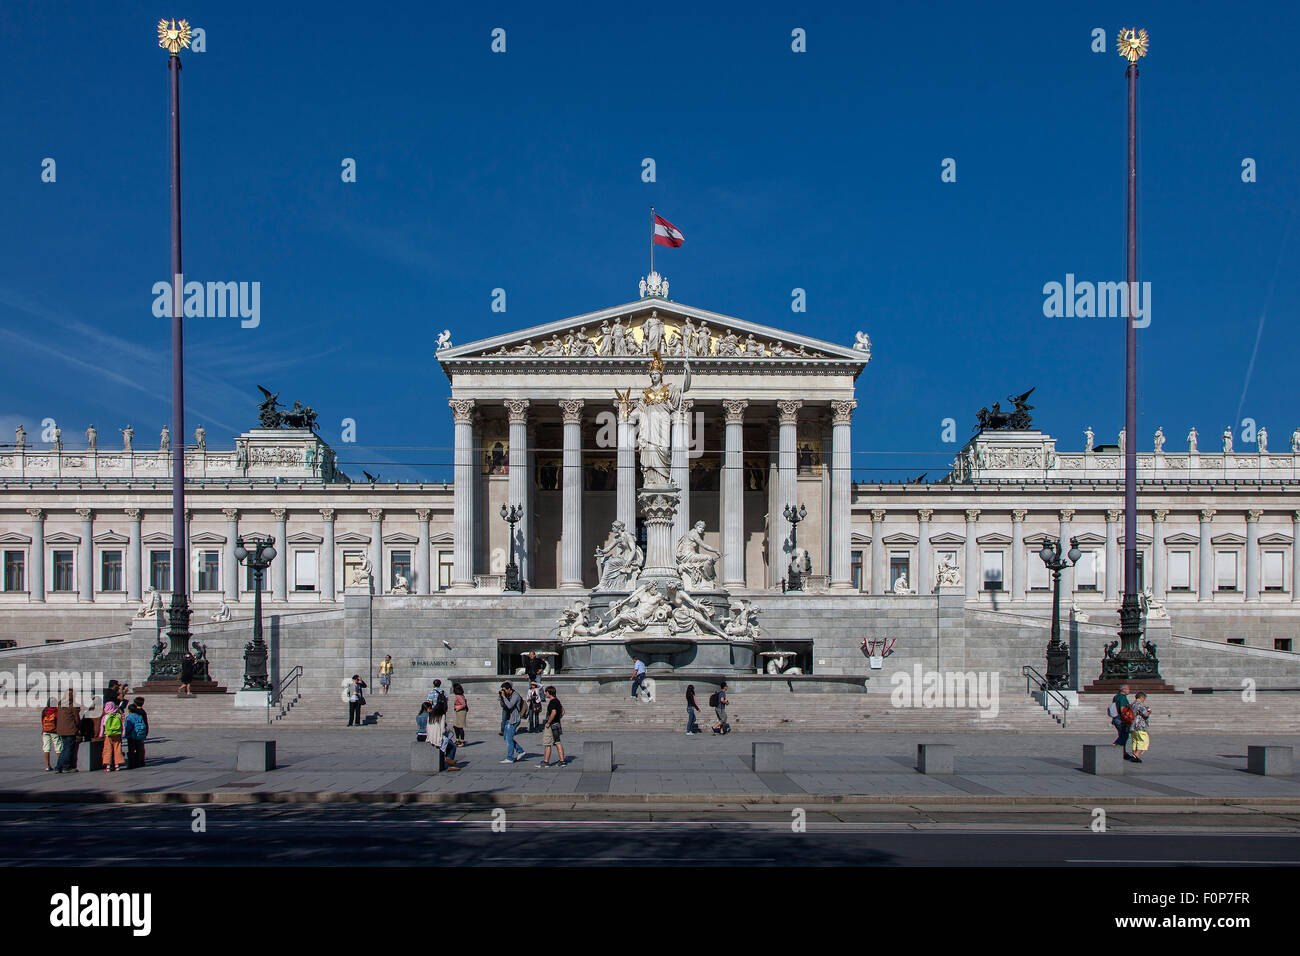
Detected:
left=650, top=206, right=655, bottom=276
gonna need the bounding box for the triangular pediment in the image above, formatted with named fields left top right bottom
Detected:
left=929, top=532, right=966, bottom=545
left=437, top=299, right=870, bottom=371
left=1211, top=532, right=1246, bottom=546
left=1162, top=532, right=1200, bottom=545
left=1259, top=532, right=1293, bottom=545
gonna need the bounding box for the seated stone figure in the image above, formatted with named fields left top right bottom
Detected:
left=390, top=574, right=410, bottom=595
left=594, top=520, right=644, bottom=591
left=675, top=521, right=721, bottom=591
left=669, top=588, right=726, bottom=637
left=592, top=582, right=669, bottom=636
left=556, top=600, right=596, bottom=641
left=211, top=602, right=232, bottom=623
left=892, top=572, right=914, bottom=595
left=721, top=599, right=761, bottom=641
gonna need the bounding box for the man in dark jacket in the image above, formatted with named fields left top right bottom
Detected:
left=54, top=691, right=81, bottom=773
left=1109, top=684, right=1131, bottom=748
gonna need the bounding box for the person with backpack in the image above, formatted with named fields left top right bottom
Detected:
left=54, top=689, right=81, bottom=773
left=710, top=681, right=730, bottom=735
left=101, top=701, right=125, bottom=772
left=41, top=696, right=62, bottom=770
left=124, top=705, right=148, bottom=768
left=1126, top=692, right=1151, bottom=763
left=539, top=686, right=566, bottom=767
left=452, top=683, right=468, bottom=745
left=429, top=681, right=449, bottom=745
left=685, top=684, right=701, bottom=736
left=527, top=681, right=544, bottom=733
left=1107, top=684, right=1131, bottom=748
left=498, top=682, right=526, bottom=763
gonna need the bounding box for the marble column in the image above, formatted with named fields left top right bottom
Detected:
left=766, top=426, right=781, bottom=588
left=917, top=509, right=933, bottom=595
left=449, top=399, right=476, bottom=588
left=671, top=399, right=694, bottom=546
left=415, top=509, right=431, bottom=595
left=616, top=401, right=635, bottom=533
left=1199, top=509, right=1215, bottom=601
left=1293, top=511, right=1300, bottom=604
left=27, top=508, right=44, bottom=602
left=965, top=509, right=980, bottom=600
left=830, top=400, right=856, bottom=588
left=1245, top=509, right=1262, bottom=601
left=721, top=399, right=748, bottom=587
left=870, top=509, right=886, bottom=594
left=368, top=508, right=384, bottom=594
left=559, top=399, right=585, bottom=589
left=222, top=508, right=239, bottom=602
left=1011, top=509, right=1027, bottom=601
left=125, top=508, right=142, bottom=602
left=272, top=508, right=288, bottom=599
left=505, top=399, right=531, bottom=584
left=1104, top=508, right=1120, bottom=602
left=1058, top=509, right=1075, bottom=597
left=776, top=400, right=801, bottom=583
left=320, top=509, right=336, bottom=602
left=1152, top=509, right=1168, bottom=600
left=76, top=508, right=93, bottom=602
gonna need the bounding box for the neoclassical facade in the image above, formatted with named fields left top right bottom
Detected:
left=1, top=286, right=1298, bottom=652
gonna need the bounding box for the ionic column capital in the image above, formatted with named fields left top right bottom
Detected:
left=367, top=508, right=384, bottom=522
left=830, top=399, right=857, bottom=425
left=1200, top=509, right=1216, bottom=522
left=1011, top=509, right=1027, bottom=522
left=75, top=508, right=92, bottom=521
left=222, top=508, right=239, bottom=521
left=1106, top=509, right=1122, bottom=523
left=1247, top=509, right=1263, bottom=523
left=777, top=399, right=803, bottom=424
left=26, top=508, right=44, bottom=521
left=965, top=508, right=981, bottom=522
left=560, top=399, right=585, bottom=423
left=319, top=508, right=336, bottom=522
left=1059, top=509, right=1075, bottom=522
left=1153, top=509, right=1169, bottom=522
left=918, top=508, right=935, bottom=521
left=416, top=509, right=431, bottom=522
left=124, top=508, right=141, bottom=521
left=271, top=508, right=287, bottom=521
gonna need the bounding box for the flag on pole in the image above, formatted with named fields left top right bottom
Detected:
left=652, top=213, right=685, bottom=247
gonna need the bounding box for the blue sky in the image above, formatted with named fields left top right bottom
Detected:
left=2, top=1, right=1297, bottom=482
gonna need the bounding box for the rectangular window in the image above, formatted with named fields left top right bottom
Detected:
left=982, top=551, right=1004, bottom=591
left=1215, top=551, right=1238, bottom=591
left=245, top=561, right=268, bottom=592
left=391, top=550, right=411, bottom=589
left=1276, top=638, right=1293, bottom=652
left=1028, top=550, right=1050, bottom=590
left=1075, top=551, right=1098, bottom=591
left=1135, top=552, right=1145, bottom=592
left=52, top=550, right=75, bottom=592
left=100, top=550, right=123, bottom=592
left=889, top=554, right=911, bottom=592
left=1227, top=637, right=1245, bottom=645
left=1169, top=550, right=1192, bottom=591
left=294, top=550, right=318, bottom=591
left=150, top=550, right=171, bottom=592
left=850, top=551, right=863, bottom=591
left=3, top=551, right=24, bottom=592
left=1264, top=551, right=1285, bottom=592
left=197, top=550, right=220, bottom=592
left=437, top=551, right=454, bottom=591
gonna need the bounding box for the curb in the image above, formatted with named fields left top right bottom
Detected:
left=4, top=790, right=1300, bottom=808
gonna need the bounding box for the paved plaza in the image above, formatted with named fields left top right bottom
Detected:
left=3, top=727, right=1298, bottom=805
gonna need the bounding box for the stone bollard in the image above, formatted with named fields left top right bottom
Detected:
left=236, top=740, right=276, bottom=772
left=916, top=743, right=955, bottom=775
left=1246, top=745, right=1293, bottom=777
left=752, top=742, right=783, bottom=773
left=585, top=740, right=614, bottom=773
left=1082, top=744, right=1124, bottom=775
left=410, top=740, right=441, bottom=773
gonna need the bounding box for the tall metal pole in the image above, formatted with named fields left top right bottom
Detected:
left=650, top=206, right=655, bottom=277
left=167, top=50, right=191, bottom=657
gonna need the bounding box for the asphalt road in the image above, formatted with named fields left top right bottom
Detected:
left=3, top=804, right=1299, bottom=867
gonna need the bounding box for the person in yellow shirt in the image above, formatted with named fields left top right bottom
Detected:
left=379, top=655, right=394, bottom=695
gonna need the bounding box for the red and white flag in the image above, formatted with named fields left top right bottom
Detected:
left=653, top=213, right=685, bottom=248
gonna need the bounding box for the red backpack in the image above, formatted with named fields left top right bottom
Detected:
left=42, top=708, right=57, bottom=733
left=1120, top=705, right=1136, bottom=726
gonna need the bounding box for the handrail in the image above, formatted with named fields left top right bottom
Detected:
left=267, top=665, right=303, bottom=724
left=1021, top=664, right=1070, bottom=727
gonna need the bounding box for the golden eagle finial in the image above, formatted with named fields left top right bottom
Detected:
left=157, top=18, right=192, bottom=55
left=1117, top=28, right=1148, bottom=64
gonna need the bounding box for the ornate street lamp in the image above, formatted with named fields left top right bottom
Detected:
left=234, top=535, right=276, bottom=691
left=500, top=503, right=524, bottom=592
left=1039, top=536, right=1081, bottom=690
left=784, top=502, right=808, bottom=591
